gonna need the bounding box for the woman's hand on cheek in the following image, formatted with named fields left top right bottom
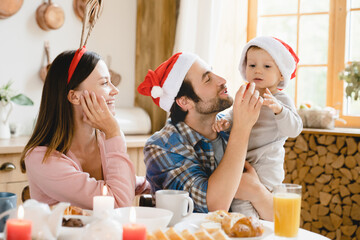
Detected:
left=80, top=90, right=120, bottom=139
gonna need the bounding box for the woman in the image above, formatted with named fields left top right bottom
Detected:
left=20, top=49, right=149, bottom=209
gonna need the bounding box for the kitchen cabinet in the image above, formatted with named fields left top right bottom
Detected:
left=0, top=135, right=150, bottom=206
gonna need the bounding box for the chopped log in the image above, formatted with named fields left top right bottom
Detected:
left=312, top=221, right=322, bottom=229
left=343, top=206, right=351, bottom=217
left=330, top=179, right=340, bottom=191
left=336, top=229, right=342, bottom=240
left=309, top=135, right=317, bottom=151
left=341, top=225, right=357, bottom=237
left=283, top=174, right=291, bottom=183
left=307, top=196, right=318, bottom=205
left=340, top=168, right=353, bottom=180
left=298, top=166, right=310, bottom=180
left=286, top=150, right=297, bottom=160
left=343, top=196, right=352, bottom=205
left=311, top=155, right=319, bottom=165
left=356, top=227, right=360, bottom=240
left=308, top=150, right=316, bottom=156
left=318, top=135, right=326, bottom=145
left=293, top=147, right=303, bottom=154
left=303, top=222, right=311, bottom=231
left=340, top=177, right=350, bottom=185
left=299, top=152, right=308, bottom=161
left=316, top=174, right=332, bottom=184
left=302, top=200, right=310, bottom=211
left=318, top=205, right=329, bottom=216
left=326, top=152, right=337, bottom=164
left=307, top=185, right=318, bottom=197
left=291, top=169, right=298, bottom=180
left=331, top=155, right=345, bottom=169
left=319, top=192, right=332, bottom=205
left=305, top=158, right=313, bottom=166
left=323, top=185, right=331, bottom=193
left=326, top=231, right=336, bottom=240
left=344, top=156, right=356, bottom=168
left=350, top=194, right=360, bottom=205
left=327, top=144, right=339, bottom=154
left=330, top=213, right=342, bottom=229
left=311, top=226, right=321, bottom=234
left=319, top=156, right=326, bottom=166
left=296, top=159, right=305, bottom=169
left=319, top=216, right=335, bottom=231
left=350, top=204, right=360, bottom=220
left=325, top=135, right=336, bottom=145
left=339, top=185, right=351, bottom=197
left=331, top=187, right=339, bottom=195
left=333, top=204, right=342, bottom=216
left=284, top=141, right=295, bottom=147
left=303, top=191, right=309, bottom=200
left=285, top=147, right=290, bottom=154
left=324, top=164, right=333, bottom=174
left=286, top=159, right=296, bottom=172
left=301, top=209, right=312, bottom=222
left=342, top=215, right=353, bottom=225
left=346, top=138, right=357, bottom=155
left=310, top=166, right=324, bottom=177
left=310, top=204, right=319, bottom=220
left=295, top=135, right=308, bottom=151
left=317, top=146, right=328, bottom=156
left=351, top=169, right=359, bottom=180
left=340, top=146, right=347, bottom=154
left=354, top=153, right=360, bottom=166
left=334, top=169, right=342, bottom=178
left=336, top=136, right=346, bottom=149
left=303, top=173, right=316, bottom=184
left=331, top=194, right=341, bottom=204
left=348, top=183, right=360, bottom=194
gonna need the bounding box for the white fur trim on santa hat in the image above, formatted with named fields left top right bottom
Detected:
left=238, top=36, right=296, bottom=89
left=159, top=52, right=198, bottom=112
left=151, top=86, right=163, bottom=98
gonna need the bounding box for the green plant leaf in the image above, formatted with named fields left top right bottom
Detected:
left=11, top=94, right=34, bottom=106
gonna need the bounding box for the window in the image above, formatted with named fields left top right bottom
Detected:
left=248, top=0, right=360, bottom=127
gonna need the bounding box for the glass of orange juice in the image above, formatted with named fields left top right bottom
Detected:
left=273, top=184, right=302, bottom=239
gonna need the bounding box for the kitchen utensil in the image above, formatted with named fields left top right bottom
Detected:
left=36, top=0, right=65, bottom=31
left=39, top=41, right=52, bottom=82
left=107, top=56, right=121, bottom=86
left=0, top=0, right=23, bottom=19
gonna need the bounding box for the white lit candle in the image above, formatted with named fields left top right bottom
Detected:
left=93, top=185, right=115, bottom=217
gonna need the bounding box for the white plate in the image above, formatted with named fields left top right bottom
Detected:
left=174, top=214, right=272, bottom=240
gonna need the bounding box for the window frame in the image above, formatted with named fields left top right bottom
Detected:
left=248, top=0, right=360, bottom=128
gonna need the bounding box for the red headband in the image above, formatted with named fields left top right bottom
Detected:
left=67, top=46, right=87, bottom=84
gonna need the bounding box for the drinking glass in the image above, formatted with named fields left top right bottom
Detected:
left=273, top=184, right=302, bottom=239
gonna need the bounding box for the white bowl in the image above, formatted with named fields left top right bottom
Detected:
left=114, top=207, right=173, bottom=232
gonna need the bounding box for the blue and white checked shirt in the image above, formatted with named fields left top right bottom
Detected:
left=143, top=119, right=229, bottom=213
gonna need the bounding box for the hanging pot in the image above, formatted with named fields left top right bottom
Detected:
left=0, top=0, right=23, bottom=19
left=73, top=0, right=87, bottom=22
left=36, top=0, right=65, bottom=31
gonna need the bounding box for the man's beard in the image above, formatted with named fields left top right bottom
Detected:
left=195, top=96, right=233, bottom=114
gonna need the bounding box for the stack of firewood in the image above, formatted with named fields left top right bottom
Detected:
left=283, top=133, right=360, bottom=240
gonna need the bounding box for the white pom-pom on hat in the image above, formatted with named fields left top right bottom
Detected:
left=151, top=86, right=163, bottom=98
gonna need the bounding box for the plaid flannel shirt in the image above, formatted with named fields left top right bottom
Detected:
left=144, top=119, right=229, bottom=213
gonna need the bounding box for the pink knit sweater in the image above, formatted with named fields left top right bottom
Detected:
left=25, top=133, right=149, bottom=209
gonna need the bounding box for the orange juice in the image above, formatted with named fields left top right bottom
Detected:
left=274, top=192, right=301, bottom=238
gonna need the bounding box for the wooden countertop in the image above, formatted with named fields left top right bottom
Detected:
left=302, top=127, right=360, bottom=137
left=0, top=135, right=151, bottom=154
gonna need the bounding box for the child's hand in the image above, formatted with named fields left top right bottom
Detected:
left=263, top=88, right=283, bottom=114
left=212, top=118, right=230, bottom=132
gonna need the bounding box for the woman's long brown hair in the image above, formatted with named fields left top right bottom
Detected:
left=20, top=50, right=100, bottom=173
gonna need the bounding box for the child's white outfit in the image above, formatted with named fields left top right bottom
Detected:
left=226, top=91, right=303, bottom=217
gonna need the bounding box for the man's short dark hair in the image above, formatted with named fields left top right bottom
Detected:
left=169, top=79, right=200, bottom=124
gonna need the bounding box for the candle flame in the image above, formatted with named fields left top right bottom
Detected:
left=102, top=185, right=108, bottom=196
left=129, top=207, right=136, bottom=223
left=18, top=205, right=24, bottom=219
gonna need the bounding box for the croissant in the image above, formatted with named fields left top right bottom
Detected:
left=63, top=206, right=89, bottom=216
left=229, top=216, right=264, bottom=238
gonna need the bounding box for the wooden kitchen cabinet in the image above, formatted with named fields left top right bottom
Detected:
left=0, top=135, right=150, bottom=207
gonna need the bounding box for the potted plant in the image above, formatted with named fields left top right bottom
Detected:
left=0, top=80, right=33, bottom=139
left=338, top=61, right=360, bottom=101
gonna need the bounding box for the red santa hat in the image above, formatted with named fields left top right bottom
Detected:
left=137, top=52, right=199, bottom=112
left=239, top=36, right=299, bottom=89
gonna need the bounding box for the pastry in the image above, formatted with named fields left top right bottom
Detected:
left=210, top=229, right=229, bottom=240
left=229, top=216, right=264, bottom=238
left=153, top=229, right=170, bottom=240
left=180, top=229, right=198, bottom=240
left=62, top=217, right=84, bottom=227
left=194, top=229, right=213, bottom=240
left=166, top=227, right=185, bottom=240
left=200, top=222, right=221, bottom=234
left=63, top=206, right=89, bottom=216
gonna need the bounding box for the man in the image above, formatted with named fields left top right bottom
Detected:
left=138, top=52, right=273, bottom=220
